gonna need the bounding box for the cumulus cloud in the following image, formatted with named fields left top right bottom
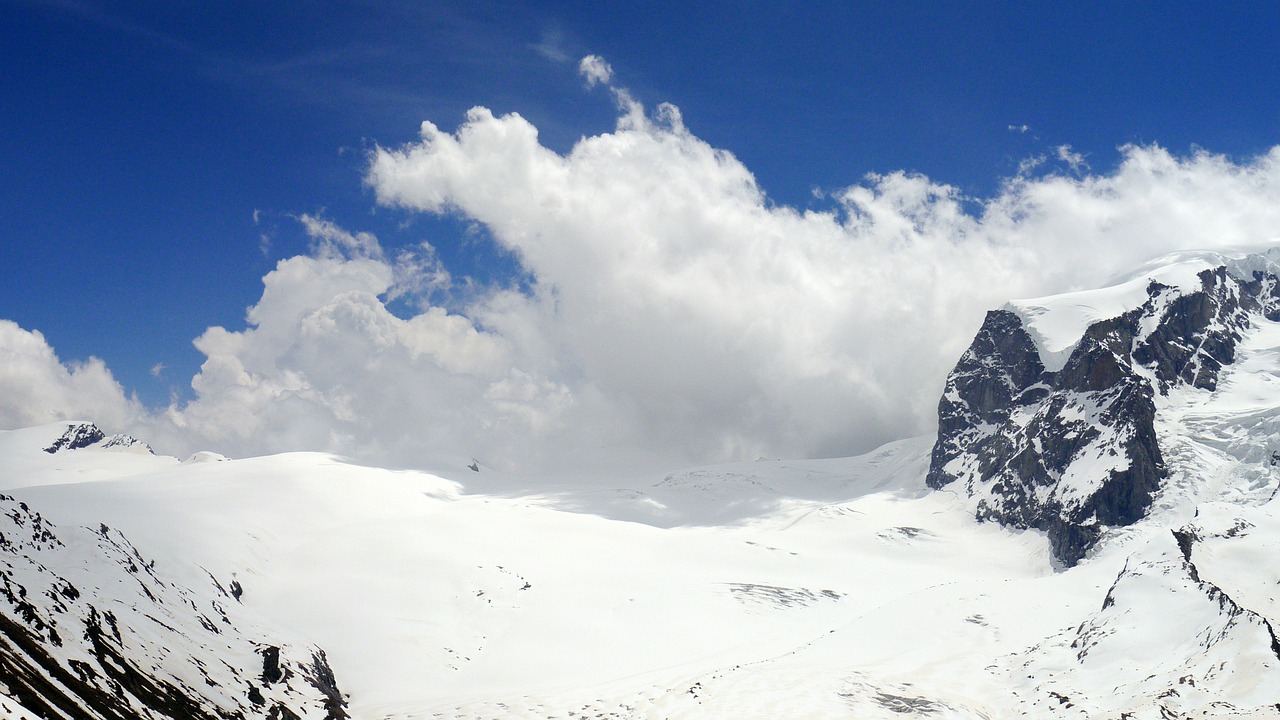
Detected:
left=7, top=64, right=1280, bottom=473
left=0, top=321, right=140, bottom=432
left=363, top=95, right=1280, bottom=468
left=131, top=217, right=585, bottom=470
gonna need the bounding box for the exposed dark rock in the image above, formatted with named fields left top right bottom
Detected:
left=929, top=265, right=1280, bottom=566
left=261, top=644, right=285, bottom=684
left=43, top=423, right=105, bottom=454
left=927, top=309, right=1051, bottom=491
left=41, top=423, right=155, bottom=456
left=301, top=650, right=349, bottom=720
left=0, top=495, right=348, bottom=719
left=99, top=434, right=154, bottom=454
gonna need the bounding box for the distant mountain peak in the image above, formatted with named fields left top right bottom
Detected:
left=42, top=421, right=153, bottom=456
left=42, top=422, right=104, bottom=453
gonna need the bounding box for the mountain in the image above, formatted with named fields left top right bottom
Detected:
left=929, top=249, right=1280, bottom=566
left=2, top=249, right=1280, bottom=718
left=0, top=423, right=345, bottom=720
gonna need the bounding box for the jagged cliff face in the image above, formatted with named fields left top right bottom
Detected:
left=929, top=262, right=1280, bottom=566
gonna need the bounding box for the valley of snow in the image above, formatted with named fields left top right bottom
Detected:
left=7, top=250, right=1280, bottom=718
left=1, top=408, right=1276, bottom=718
left=3, top=426, right=1073, bottom=718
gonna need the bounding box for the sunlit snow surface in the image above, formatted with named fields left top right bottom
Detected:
left=1006, top=246, right=1280, bottom=372
left=6, top=306, right=1280, bottom=720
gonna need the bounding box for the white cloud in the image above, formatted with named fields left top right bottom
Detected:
left=8, top=92, right=1280, bottom=474
left=578, top=54, right=613, bottom=88
left=364, top=100, right=1280, bottom=468
left=297, top=213, right=383, bottom=260
left=135, top=243, right=597, bottom=471
left=1017, top=154, right=1046, bottom=175
left=0, top=321, right=140, bottom=432
left=1056, top=144, right=1089, bottom=174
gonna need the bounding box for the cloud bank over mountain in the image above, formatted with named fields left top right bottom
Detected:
left=7, top=60, right=1280, bottom=471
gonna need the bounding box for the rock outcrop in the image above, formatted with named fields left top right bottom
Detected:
left=42, top=423, right=106, bottom=454
left=928, top=262, right=1280, bottom=566
left=43, top=422, right=153, bottom=456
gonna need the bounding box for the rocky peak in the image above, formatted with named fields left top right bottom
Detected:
left=929, top=259, right=1280, bottom=567
left=42, top=422, right=105, bottom=454
left=99, top=433, right=154, bottom=454
left=42, top=422, right=154, bottom=456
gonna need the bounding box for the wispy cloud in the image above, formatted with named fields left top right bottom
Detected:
left=1056, top=144, right=1089, bottom=174
left=1017, top=154, right=1046, bottom=175
left=22, top=0, right=197, bottom=55
left=532, top=27, right=570, bottom=62
left=23, top=1, right=524, bottom=119
left=578, top=54, right=613, bottom=87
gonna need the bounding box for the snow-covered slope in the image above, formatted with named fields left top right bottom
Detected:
left=5, top=250, right=1280, bottom=718
left=0, top=429, right=346, bottom=719
left=1008, top=505, right=1280, bottom=719
left=0, top=425, right=1078, bottom=718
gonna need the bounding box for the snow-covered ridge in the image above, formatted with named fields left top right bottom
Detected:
left=0, top=491, right=346, bottom=719
left=1007, top=247, right=1280, bottom=372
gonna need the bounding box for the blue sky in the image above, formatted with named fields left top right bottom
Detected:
left=5, top=1, right=1280, bottom=469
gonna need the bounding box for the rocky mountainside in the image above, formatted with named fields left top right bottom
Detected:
left=928, top=253, right=1280, bottom=565
left=0, top=423, right=347, bottom=720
